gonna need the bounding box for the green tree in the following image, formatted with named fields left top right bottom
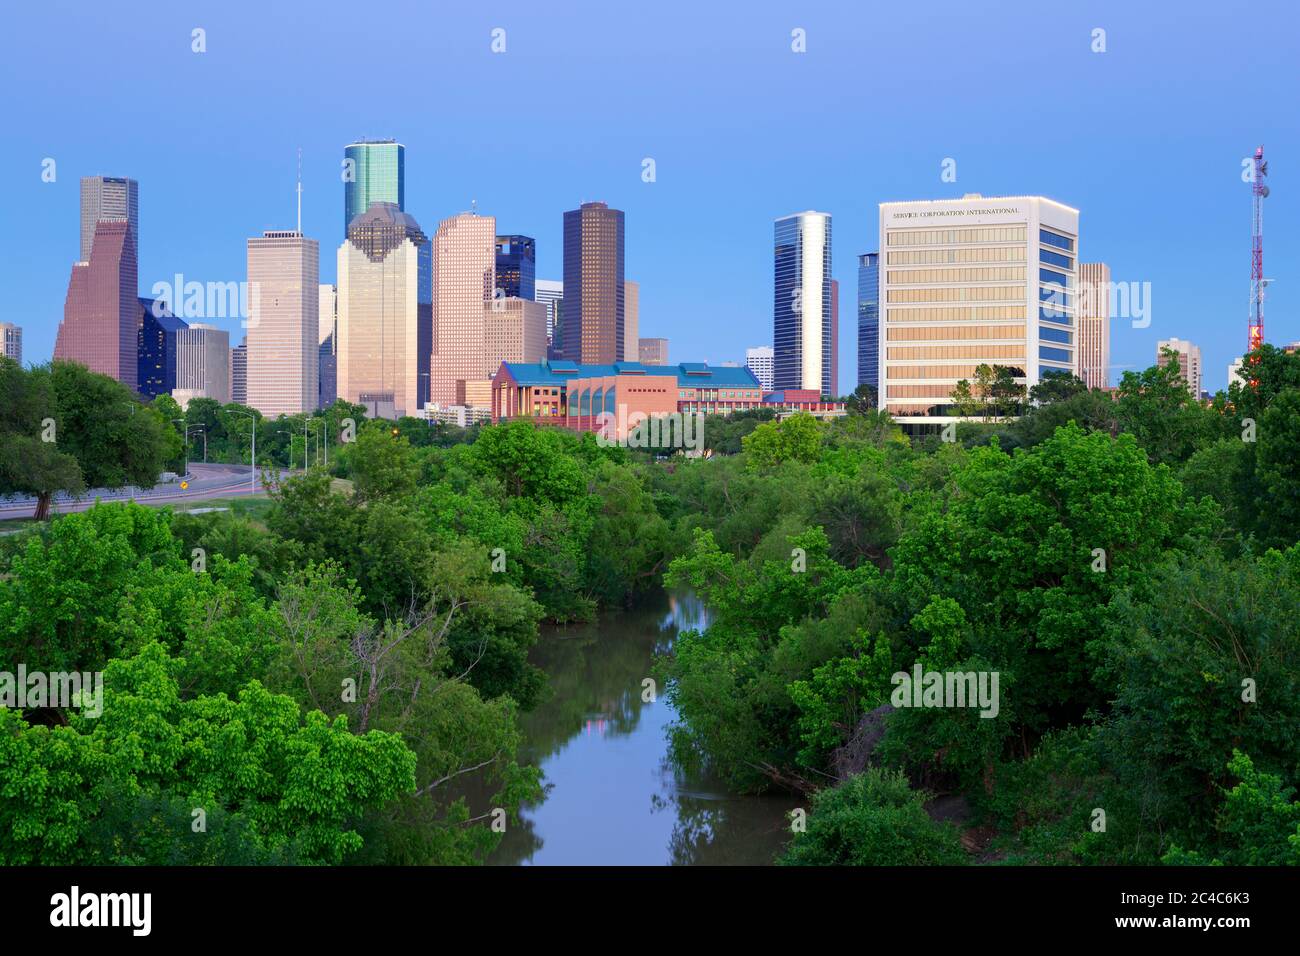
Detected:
left=779, top=768, right=967, bottom=866
left=742, top=412, right=822, bottom=469
left=1253, top=388, right=1300, bottom=549
left=348, top=422, right=421, bottom=501
left=0, top=642, right=416, bottom=865
left=0, top=359, right=85, bottom=520
left=1114, top=352, right=1218, bottom=465
left=949, top=379, right=981, bottom=418
left=45, top=361, right=175, bottom=518
left=844, top=382, right=878, bottom=415
left=1164, top=752, right=1300, bottom=866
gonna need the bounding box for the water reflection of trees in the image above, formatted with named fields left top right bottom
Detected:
left=487, top=589, right=795, bottom=865
left=654, top=759, right=800, bottom=866
left=519, top=592, right=704, bottom=763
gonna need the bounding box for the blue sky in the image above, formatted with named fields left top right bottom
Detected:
left=3, top=0, right=1297, bottom=391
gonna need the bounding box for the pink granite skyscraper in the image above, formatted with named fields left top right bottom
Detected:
left=54, top=218, right=139, bottom=390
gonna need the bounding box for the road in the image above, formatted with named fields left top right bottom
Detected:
left=0, top=462, right=294, bottom=520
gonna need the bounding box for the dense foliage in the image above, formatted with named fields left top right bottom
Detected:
left=3, top=347, right=1298, bottom=866
left=0, top=387, right=669, bottom=863
left=654, top=347, right=1300, bottom=865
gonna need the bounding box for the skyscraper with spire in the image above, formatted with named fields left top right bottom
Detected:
left=246, top=229, right=319, bottom=416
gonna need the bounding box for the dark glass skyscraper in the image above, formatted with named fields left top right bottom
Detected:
left=561, top=202, right=624, bottom=363
left=343, top=140, right=405, bottom=236
left=137, top=297, right=187, bottom=398
left=494, top=235, right=536, bottom=300
left=773, top=211, right=832, bottom=394
left=857, top=252, right=879, bottom=393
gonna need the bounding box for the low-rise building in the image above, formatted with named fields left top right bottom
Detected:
left=491, top=359, right=845, bottom=437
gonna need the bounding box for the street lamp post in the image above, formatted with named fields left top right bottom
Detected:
left=172, top=419, right=188, bottom=478
left=186, top=425, right=206, bottom=474
left=230, top=411, right=257, bottom=494
left=278, top=427, right=293, bottom=471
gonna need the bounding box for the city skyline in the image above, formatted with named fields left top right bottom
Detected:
left=4, top=2, right=1296, bottom=393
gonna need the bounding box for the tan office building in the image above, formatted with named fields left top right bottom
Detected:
left=1076, top=262, right=1110, bottom=389
left=246, top=231, right=319, bottom=417
left=485, top=297, right=548, bottom=370
left=878, top=194, right=1080, bottom=425
left=337, top=203, right=432, bottom=419
left=639, top=337, right=669, bottom=365
left=623, top=279, right=640, bottom=361
left=1157, top=337, right=1203, bottom=397
left=430, top=211, right=496, bottom=408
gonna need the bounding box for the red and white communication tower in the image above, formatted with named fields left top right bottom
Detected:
left=1248, top=145, right=1269, bottom=356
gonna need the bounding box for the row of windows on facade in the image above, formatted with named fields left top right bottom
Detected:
left=886, top=306, right=1029, bottom=322
left=884, top=226, right=1073, bottom=250
left=883, top=372, right=1080, bottom=404
left=887, top=247, right=1028, bottom=265
left=886, top=226, right=1028, bottom=246
left=888, top=285, right=1027, bottom=303
left=883, top=347, right=1074, bottom=382
left=887, top=266, right=1027, bottom=284
left=887, top=345, right=1028, bottom=360
left=887, top=323, right=1026, bottom=340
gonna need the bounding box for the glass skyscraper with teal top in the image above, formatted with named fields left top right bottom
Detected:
left=343, top=140, right=405, bottom=235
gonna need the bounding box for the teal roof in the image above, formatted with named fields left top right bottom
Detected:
left=498, top=360, right=760, bottom=389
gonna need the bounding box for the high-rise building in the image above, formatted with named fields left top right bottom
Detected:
left=773, top=211, right=833, bottom=395
left=877, top=194, right=1079, bottom=425
left=55, top=219, right=139, bottom=389
left=246, top=230, right=319, bottom=417
left=1076, top=262, right=1111, bottom=389
left=484, top=297, right=548, bottom=376
left=1, top=323, right=23, bottom=365
left=337, top=202, right=432, bottom=419
left=494, top=235, right=536, bottom=301
left=318, top=283, right=337, bottom=409
left=231, top=343, right=247, bottom=405
left=1157, top=337, right=1203, bottom=398
left=536, top=279, right=563, bottom=349
left=79, top=176, right=138, bottom=264
left=561, top=201, right=624, bottom=363
left=174, top=323, right=231, bottom=407
left=1228, top=356, right=1245, bottom=390
left=137, top=297, right=187, bottom=399
left=639, top=337, right=669, bottom=365
left=429, top=211, right=496, bottom=408
left=857, top=253, right=879, bottom=393
left=623, top=279, right=640, bottom=363
left=746, top=345, right=775, bottom=392
left=343, top=140, right=404, bottom=236
left=830, top=278, right=840, bottom=396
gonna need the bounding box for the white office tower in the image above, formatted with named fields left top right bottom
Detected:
left=878, top=194, right=1079, bottom=426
